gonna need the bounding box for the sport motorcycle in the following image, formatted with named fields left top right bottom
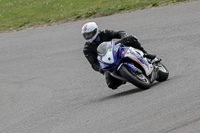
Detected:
left=97, top=41, right=169, bottom=90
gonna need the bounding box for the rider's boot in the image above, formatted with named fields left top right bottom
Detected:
left=143, top=53, right=156, bottom=60
left=141, top=48, right=156, bottom=60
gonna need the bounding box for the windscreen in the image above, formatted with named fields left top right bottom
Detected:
left=97, top=42, right=110, bottom=56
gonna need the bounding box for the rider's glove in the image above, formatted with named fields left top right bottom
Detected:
left=121, top=35, right=138, bottom=44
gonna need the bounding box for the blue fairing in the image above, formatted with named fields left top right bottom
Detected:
left=98, top=41, right=126, bottom=72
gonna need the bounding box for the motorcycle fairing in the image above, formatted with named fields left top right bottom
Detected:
left=98, top=41, right=125, bottom=72
left=124, top=47, right=153, bottom=76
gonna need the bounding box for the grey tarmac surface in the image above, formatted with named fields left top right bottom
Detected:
left=0, top=1, right=200, bottom=133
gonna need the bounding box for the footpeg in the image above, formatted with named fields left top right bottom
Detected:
left=151, top=58, right=161, bottom=64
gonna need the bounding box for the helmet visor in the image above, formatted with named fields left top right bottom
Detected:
left=83, top=29, right=97, bottom=40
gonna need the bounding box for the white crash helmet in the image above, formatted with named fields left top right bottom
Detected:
left=81, top=22, right=99, bottom=43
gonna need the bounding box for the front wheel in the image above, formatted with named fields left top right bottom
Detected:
left=118, top=65, right=151, bottom=90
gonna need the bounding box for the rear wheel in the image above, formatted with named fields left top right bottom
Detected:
left=156, top=63, right=169, bottom=82
left=119, top=65, right=150, bottom=90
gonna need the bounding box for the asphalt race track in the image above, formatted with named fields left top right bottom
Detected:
left=1, top=1, right=200, bottom=133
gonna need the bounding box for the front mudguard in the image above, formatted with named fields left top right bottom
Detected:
left=117, top=62, right=138, bottom=73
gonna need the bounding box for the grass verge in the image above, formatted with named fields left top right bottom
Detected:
left=0, top=0, right=196, bottom=33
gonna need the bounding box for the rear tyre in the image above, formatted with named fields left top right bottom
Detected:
left=156, top=63, right=169, bottom=82
left=119, top=65, right=151, bottom=90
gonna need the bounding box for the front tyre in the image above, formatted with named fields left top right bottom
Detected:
left=119, top=65, right=150, bottom=90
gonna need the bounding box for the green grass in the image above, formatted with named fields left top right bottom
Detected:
left=0, top=0, right=195, bottom=33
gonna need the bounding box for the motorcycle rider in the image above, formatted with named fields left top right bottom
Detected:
left=82, top=22, right=156, bottom=89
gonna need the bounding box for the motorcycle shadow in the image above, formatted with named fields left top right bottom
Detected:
left=97, top=88, right=142, bottom=103
left=97, top=82, right=160, bottom=103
